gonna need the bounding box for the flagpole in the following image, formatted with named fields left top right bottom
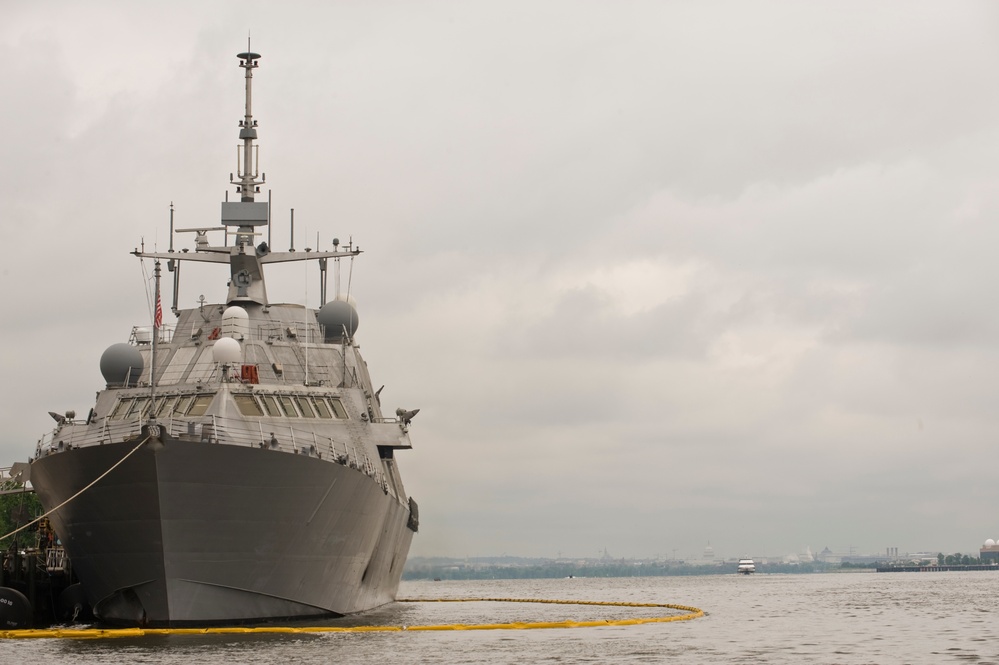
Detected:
left=151, top=259, right=162, bottom=418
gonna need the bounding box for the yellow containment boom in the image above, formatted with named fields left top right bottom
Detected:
left=0, top=597, right=705, bottom=640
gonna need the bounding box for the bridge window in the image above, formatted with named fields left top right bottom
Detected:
left=155, top=396, right=176, bottom=418
left=127, top=397, right=150, bottom=420
left=173, top=396, right=193, bottom=416
left=295, top=396, right=316, bottom=418
left=187, top=394, right=214, bottom=417
left=109, top=398, right=133, bottom=421
left=108, top=392, right=217, bottom=420
left=259, top=394, right=282, bottom=417
left=234, top=394, right=264, bottom=416
left=312, top=397, right=332, bottom=419
left=278, top=395, right=299, bottom=417
left=327, top=398, right=348, bottom=419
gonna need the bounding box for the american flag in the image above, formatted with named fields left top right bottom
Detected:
left=154, top=293, right=163, bottom=329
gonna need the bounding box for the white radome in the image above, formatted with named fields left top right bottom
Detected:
left=212, top=336, right=242, bottom=364
left=221, top=306, right=249, bottom=339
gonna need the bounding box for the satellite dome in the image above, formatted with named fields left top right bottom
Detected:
left=100, top=343, right=144, bottom=387
left=318, top=297, right=359, bottom=341
left=212, top=337, right=242, bottom=364
left=986, top=539, right=996, bottom=547
left=221, top=306, right=249, bottom=339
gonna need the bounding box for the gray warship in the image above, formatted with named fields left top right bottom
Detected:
left=26, top=51, right=419, bottom=626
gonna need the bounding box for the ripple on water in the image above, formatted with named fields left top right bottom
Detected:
left=2, top=572, right=998, bottom=664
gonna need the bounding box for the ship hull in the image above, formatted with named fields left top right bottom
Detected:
left=29, top=438, right=413, bottom=626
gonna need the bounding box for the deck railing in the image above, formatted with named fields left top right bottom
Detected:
left=130, top=321, right=329, bottom=346
left=35, top=415, right=383, bottom=485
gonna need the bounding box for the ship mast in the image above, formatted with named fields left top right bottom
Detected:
left=234, top=45, right=264, bottom=204
left=148, top=259, right=162, bottom=430
left=219, top=46, right=271, bottom=305
left=133, top=46, right=363, bottom=308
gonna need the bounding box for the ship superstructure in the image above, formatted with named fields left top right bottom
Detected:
left=26, top=50, right=419, bottom=626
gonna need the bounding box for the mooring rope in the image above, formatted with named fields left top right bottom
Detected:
left=0, top=597, right=705, bottom=639
left=0, top=436, right=150, bottom=543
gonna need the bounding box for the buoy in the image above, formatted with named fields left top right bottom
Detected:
left=0, top=587, right=32, bottom=629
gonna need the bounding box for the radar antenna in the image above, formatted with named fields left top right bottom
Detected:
left=134, top=45, right=364, bottom=309
left=233, top=45, right=264, bottom=202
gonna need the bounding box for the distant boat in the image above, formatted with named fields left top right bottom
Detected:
left=738, top=559, right=756, bottom=574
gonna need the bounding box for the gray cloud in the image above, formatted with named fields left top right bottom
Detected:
left=2, top=1, right=998, bottom=562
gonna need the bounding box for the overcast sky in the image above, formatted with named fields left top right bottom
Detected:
left=2, top=1, right=999, bottom=561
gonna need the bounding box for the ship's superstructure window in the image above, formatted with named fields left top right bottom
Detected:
left=188, top=394, right=214, bottom=417
left=109, top=398, right=132, bottom=420
left=108, top=392, right=354, bottom=421
left=230, top=393, right=349, bottom=419
left=173, top=395, right=194, bottom=416
left=278, top=396, right=299, bottom=418
left=234, top=394, right=264, bottom=416
left=155, top=396, right=176, bottom=418
left=259, top=394, right=282, bottom=417
left=328, top=398, right=348, bottom=419
left=109, top=393, right=217, bottom=421
left=127, top=397, right=151, bottom=420
left=295, top=396, right=316, bottom=418
left=312, top=397, right=332, bottom=419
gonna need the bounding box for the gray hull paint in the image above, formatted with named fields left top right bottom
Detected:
left=30, top=438, right=413, bottom=626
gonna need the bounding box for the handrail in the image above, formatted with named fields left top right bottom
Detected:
left=35, top=414, right=382, bottom=486
left=112, top=325, right=361, bottom=389
left=0, top=467, right=28, bottom=494
left=130, top=325, right=176, bottom=345
left=127, top=321, right=327, bottom=345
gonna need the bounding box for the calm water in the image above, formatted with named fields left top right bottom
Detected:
left=2, top=572, right=997, bottom=664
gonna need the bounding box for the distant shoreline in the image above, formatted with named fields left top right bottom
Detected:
left=876, top=565, right=999, bottom=573
left=403, top=558, right=864, bottom=581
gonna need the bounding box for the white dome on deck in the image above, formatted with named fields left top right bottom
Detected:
left=221, top=306, right=249, bottom=340
left=213, top=337, right=242, bottom=364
